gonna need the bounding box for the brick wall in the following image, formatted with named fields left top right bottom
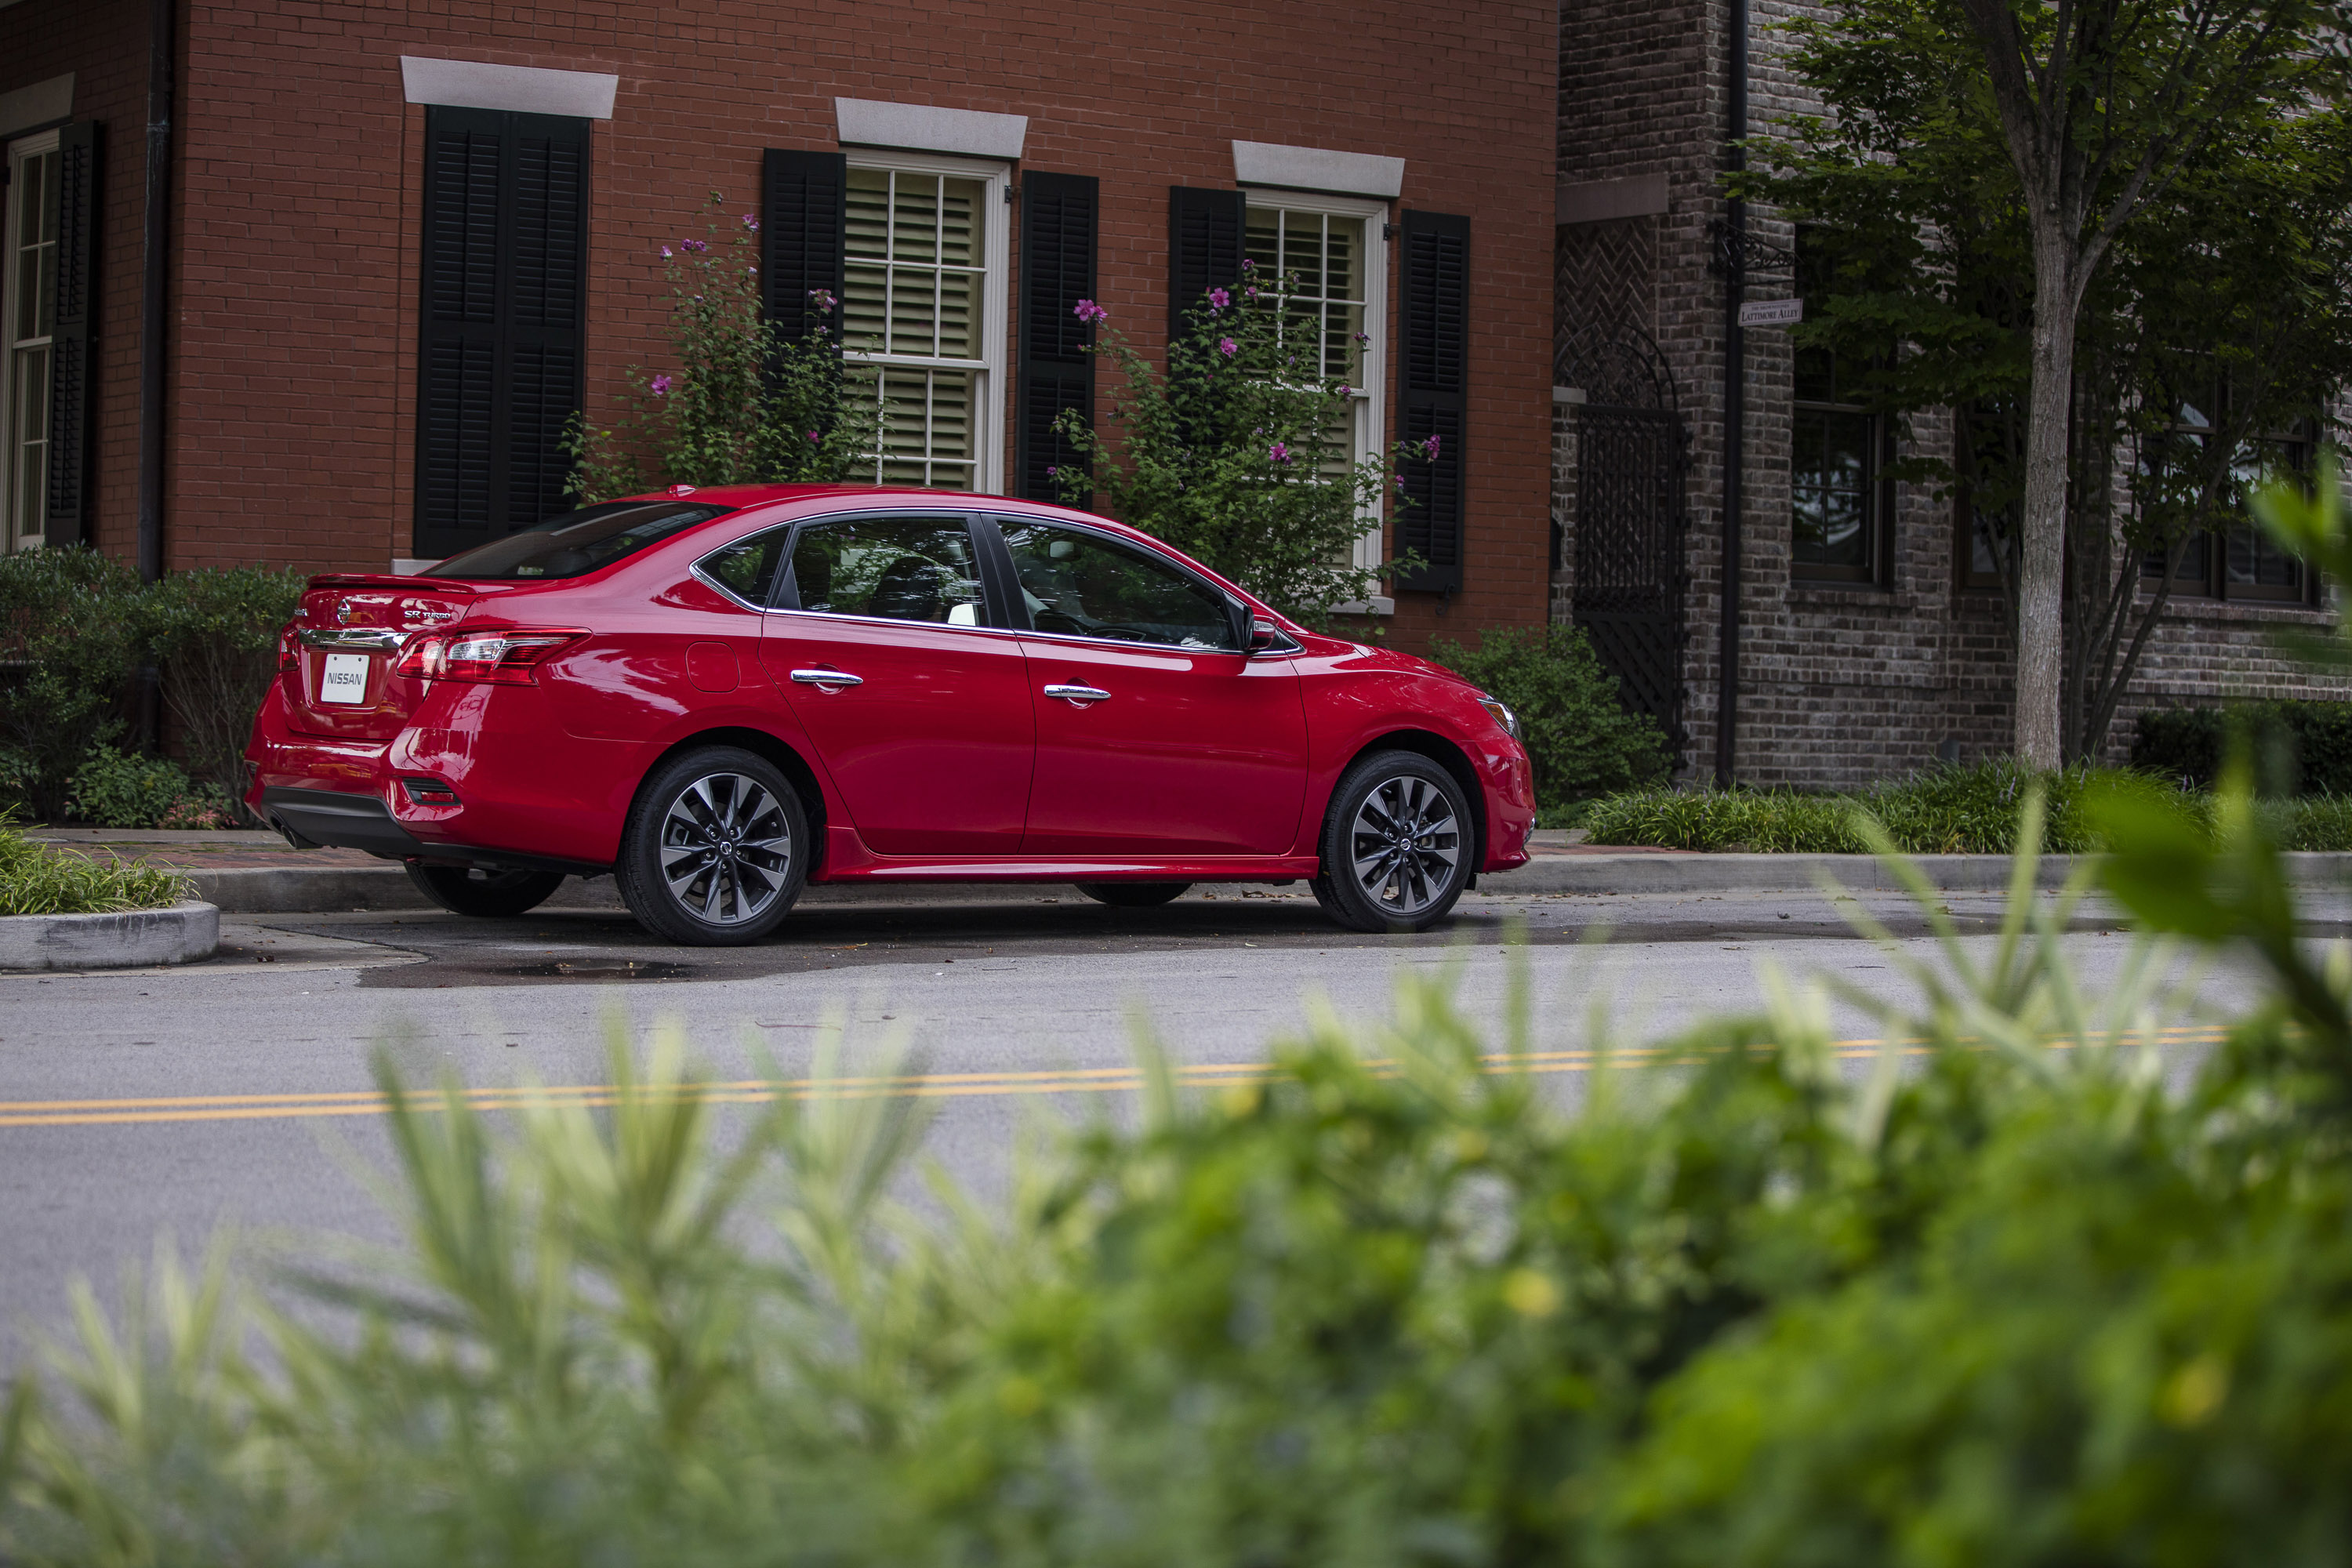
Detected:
left=5, top=0, right=1559, bottom=659
left=1553, top=0, right=2352, bottom=789
left=0, top=0, right=150, bottom=564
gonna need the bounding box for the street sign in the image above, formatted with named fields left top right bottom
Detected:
left=1737, top=297, right=1803, bottom=328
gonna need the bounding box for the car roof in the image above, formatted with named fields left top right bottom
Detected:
left=639, top=485, right=1174, bottom=553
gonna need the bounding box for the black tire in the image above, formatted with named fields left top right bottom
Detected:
left=614, top=746, right=809, bottom=946
left=1310, top=750, right=1475, bottom=934
left=403, top=861, right=567, bottom=918
left=1074, top=881, right=1192, bottom=908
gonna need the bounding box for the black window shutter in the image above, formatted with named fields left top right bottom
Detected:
left=1167, top=187, right=1245, bottom=343
left=1018, top=172, right=1098, bottom=503
left=762, top=150, right=848, bottom=343
left=1395, top=210, right=1469, bottom=594
left=45, top=122, right=100, bottom=548
left=416, top=107, right=589, bottom=561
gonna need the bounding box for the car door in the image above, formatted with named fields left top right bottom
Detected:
left=755, top=512, right=1035, bottom=856
left=992, top=517, right=1308, bottom=855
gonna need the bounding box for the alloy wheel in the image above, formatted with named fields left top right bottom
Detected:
left=658, top=772, right=793, bottom=925
left=1348, top=774, right=1463, bottom=919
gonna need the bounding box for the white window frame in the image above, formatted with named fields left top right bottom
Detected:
left=1241, top=186, right=1392, bottom=611
left=840, top=149, right=1011, bottom=495
left=2, top=127, right=60, bottom=554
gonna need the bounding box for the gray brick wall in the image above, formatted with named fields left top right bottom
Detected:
left=1555, top=0, right=2352, bottom=789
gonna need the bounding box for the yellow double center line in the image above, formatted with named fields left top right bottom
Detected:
left=0, top=1027, right=2235, bottom=1130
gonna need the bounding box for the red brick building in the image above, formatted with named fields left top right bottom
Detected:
left=0, top=0, right=1557, bottom=653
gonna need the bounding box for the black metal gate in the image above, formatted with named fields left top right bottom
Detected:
left=1559, top=325, right=1688, bottom=753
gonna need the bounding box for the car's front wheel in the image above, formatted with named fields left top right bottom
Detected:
left=615, top=746, right=809, bottom=946
left=1310, top=750, right=1475, bottom=933
left=1074, top=881, right=1192, bottom=908
left=404, top=862, right=566, bottom=918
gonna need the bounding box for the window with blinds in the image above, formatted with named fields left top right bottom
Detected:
left=3, top=136, right=59, bottom=552
left=841, top=165, right=1000, bottom=490
left=1243, top=201, right=1387, bottom=577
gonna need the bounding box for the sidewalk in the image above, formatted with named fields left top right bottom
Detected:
left=36, top=826, right=2349, bottom=914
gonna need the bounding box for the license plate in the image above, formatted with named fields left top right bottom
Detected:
left=319, top=652, right=372, bottom=705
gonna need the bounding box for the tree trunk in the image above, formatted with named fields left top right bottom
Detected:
left=2013, top=241, right=2074, bottom=769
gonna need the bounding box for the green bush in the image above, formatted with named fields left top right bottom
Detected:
left=1051, top=267, right=1432, bottom=627
left=1585, top=758, right=2109, bottom=853
left=0, top=546, right=140, bottom=820
left=566, top=194, right=875, bottom=502
left=2132, top=699, right=2352, bottom=796
left=0, top=815, right=190, bottom=914
left=12, top=789, right=2352, bottom=1563
left=66, top=745, right=231, bottom=830
left=134, top=563, right=305, bottom=818
left=1429, top=624, right=1671, bottom=816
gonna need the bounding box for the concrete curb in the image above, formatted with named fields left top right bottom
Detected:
left=188, top=865, right=428, bottom=914
left=0, top=900, right=220, bottom=971
left=1483, top=850, right=2352, bottom=895
left=182, top=851, right=2352, bottom=913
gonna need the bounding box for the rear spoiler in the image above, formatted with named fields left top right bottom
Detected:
left=307, top=574, right=481, bottom=592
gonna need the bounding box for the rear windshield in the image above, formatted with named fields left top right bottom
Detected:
left=426, top=502, right=737, bottom=581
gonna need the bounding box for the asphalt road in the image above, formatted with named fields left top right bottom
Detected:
left=0, top=880, right=2278, bottom=1361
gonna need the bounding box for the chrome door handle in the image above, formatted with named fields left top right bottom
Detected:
left=1044, top=683, right=1112, bottom=704
left=790, top=668, right=863, bottom=690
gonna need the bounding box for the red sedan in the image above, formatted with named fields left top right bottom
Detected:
left=246, top=488, right=1535, bottom=944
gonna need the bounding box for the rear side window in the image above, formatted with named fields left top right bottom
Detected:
left=697, top=525, right=793, bottom=607
left=786, top=516, right=985, bottom=626
left=426, top=502, right=735, bottom=581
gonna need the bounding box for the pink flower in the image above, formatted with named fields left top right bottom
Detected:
left=1244, top=285, right=1259, bottom=300
left=1354, top=331, right=1370, bottom=346
left=1421, top=434, right=1442, bottom=460
left=1207, top=287, right=1231, bottom=311
left=659, top=245, right=673, bottom=259
left=650, top=374, right=673, bottom=395
left=1240, top=258, right=1256, bottom=272
left=1218, top=337, right=1237, bottom=358
left=807, top=430, right=821, bottom=444
left=1073, top=298, right=1109, bottom=325
left=1338, top=384, right=1352, bottom=397
left=681, top=238, right=709, bottom=253
left=808, top=289, right=837, bottom=313
left=1269, top=441, right=1292, bottom=464
left=742, top=213, right=759, bottom=230
left=1045, top=465, right=1058, bottom=477
left=1396, top=475, right=1409, bottom=494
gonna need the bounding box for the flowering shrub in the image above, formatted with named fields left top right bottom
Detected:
left=565, top=198, right=873, bottom=502
left=1051, top=267, right=1431, bottom=627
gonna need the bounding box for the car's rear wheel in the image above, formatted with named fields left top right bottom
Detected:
left=404, top=862, right=567, bottom=918
left=615, top=746, right=809, bottom=946
left=1310, top=750, right=1474, bottom=934
left=1074, top=881, right=1192, bottom=908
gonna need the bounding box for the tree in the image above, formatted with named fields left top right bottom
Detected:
left=1750, top=0, right=2352, bottom=763
left=1954, top=0, right=2339, bottom=766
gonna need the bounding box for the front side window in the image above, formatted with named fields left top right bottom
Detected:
left=428, top=501, right=732, bottom=580
left=841, top=162, right=1006, bottom=491
left=2, top=133, right=60, bottom=552
left=1791, top=343, right=1882, bottom=583
left=786, top=514, right=985, bottom=625
left=1243, top=199, right=1388, bottom=580
left=999, top=521, right=1237, bottom=650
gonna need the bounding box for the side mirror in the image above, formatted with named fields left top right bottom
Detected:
left=1249, top=616, right=1283, bottom=653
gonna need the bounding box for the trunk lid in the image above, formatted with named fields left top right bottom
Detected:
left=283, top=576, right=480, bottom=740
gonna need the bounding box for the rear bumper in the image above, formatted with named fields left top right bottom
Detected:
left=257, top=786, right=608, bottom=877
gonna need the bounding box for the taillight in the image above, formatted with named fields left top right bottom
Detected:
left=394, top=629, right=586, bottom=686
left=278, top=623, right=299, bottom=673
